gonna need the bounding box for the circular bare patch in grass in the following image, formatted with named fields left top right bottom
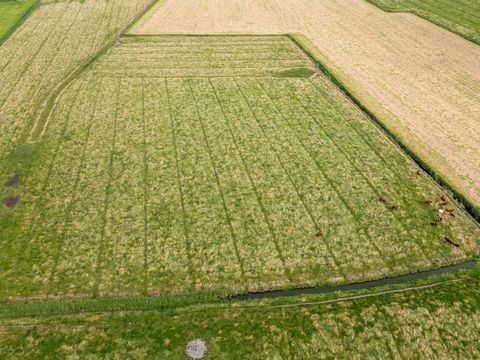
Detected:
left=5, top=175, right=20, bottom=187
left=186, top=338, right=207, bottom=359
left=4, top=196, right=19, bottom=208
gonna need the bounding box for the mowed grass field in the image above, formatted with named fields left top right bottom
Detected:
left=134, top=0, right=480, bottom=208
left=0, top=0, right=36, bottom=42
left=0, top=268, right=478, bottom=358
left=0, top=0, right=153, bottom=169
left=0, top=1, right=479, bottom=358
left=2, top=35, right=478, bottom=300
left=368, top=0, right=480, bottom=44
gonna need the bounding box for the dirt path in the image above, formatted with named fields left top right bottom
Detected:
left=134, top=0, right=480, bottom=206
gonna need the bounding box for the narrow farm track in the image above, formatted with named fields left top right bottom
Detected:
left=1, top=36, right=478, bottom=301
left=134, top=0, right=480, bottom=207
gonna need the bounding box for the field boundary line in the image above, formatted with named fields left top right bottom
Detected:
left=364, top=0, right=479, bottom=46
left=229, top=259, right=476, bottom=301
left=125, top=0, right=166, bottom=34
left=0, top=278, right=467, bottom=330
left=287, top=33, right=480, bottom=224
left=123, top=33, right=293, bottom=38
left=0, top=0, right=40, bottom=47
left=0, top=261, right=475, bottom=319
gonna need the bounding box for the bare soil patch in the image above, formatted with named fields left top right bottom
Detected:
left=135, top=0, right=480, bottom=206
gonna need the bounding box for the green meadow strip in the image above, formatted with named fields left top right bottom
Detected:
left=0, top=0, right=39, bottom=46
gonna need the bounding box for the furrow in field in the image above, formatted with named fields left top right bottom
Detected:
left=166, top=78, right=244, bottom=292
left=189, top=78, right=289, bottom=290
left=48, top=78, right=118, bottom=297
left=143, top=78, right=193, bottom=294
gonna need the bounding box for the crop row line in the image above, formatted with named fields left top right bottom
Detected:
left=233, top=78, right=346, bottom=280
left=47, top=80, right=104, bottom=297
left=187, top=79, right=248, bottom=289
left=288, top=81, right=433, bottom=264
left=141, top=78, right=149, bottom=296
left=163, top=80, right=196, bottom=290
left=208, top=78, right=291, bottom=280
left=93, top=79, right=121, bottom=298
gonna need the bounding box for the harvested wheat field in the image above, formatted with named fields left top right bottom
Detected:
left=134, top=0, right=480, bottom=207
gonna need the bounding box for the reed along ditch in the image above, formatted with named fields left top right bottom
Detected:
left=229, top=260, right=477, bottom=301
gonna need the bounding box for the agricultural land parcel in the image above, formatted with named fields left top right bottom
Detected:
left=1, top=35, right=479, bottom=300
left=0, top=0, right=153, bottom=174
left=0, top=0, right=37, bottom=42
left=134, top=0, right=480, bottom=208
left=0, top=267, right=479, bottom=358
left=367, top=0, right=480, bottom=44
left=0, top=0, right=479, bottom=358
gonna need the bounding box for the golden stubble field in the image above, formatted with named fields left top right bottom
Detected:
left=134, top=0, right=480, bottom=207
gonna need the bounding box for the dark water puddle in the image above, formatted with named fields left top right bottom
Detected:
left=5, top=175, right=20, bottom=187
left=230, top=260, right=477, bottom=301
left=4, top=196, right=19, bottom=208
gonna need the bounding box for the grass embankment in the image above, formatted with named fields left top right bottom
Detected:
left=0, top=0, right=37, bottom=44
left=0, top=265, right=478, bottom=358
left=367, top=0, right=480, bottom=44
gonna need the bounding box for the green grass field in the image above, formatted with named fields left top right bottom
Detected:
left=0, top=0, right=153, bottom=165
left=0, top=266, right=478, bottom=358
left=368, top=0, right=480, bottom=43
left=2, top=35, right=478, bottom=301
left=0, top=0, right=36, bottom=43
left=1, top=1, right=479, bottom=357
